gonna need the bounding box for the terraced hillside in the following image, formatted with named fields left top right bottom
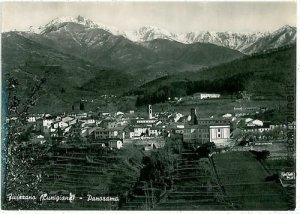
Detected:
left=212, top=151, right=292, bottom=210
left=6, top=140, right=293, bottom=210
left=154, top=153, right=234, bottom=210
left=35, top=143, right=144, bottom=210
left=121, top=148, right=236, bottom=210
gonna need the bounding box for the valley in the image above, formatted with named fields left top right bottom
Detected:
left=2, top=13, right=296, bottom=211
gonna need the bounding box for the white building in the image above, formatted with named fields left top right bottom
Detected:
left=53, top=121, right=69, bottom=129
left=61, top=116, right=74, bottom=123
left=149, top=105, right=153, bottom=119
left=34, top=135, right=46, bottom=144
left=245, top=118, right=253, bottom=123
left=149, top=127, right=162, bottom=137
left=194, top=93, right=221, bottom=100
left=135, top=119, right=157, bottom=125
left=116, top=111, right=124, bottom=116
left=242, top=126, right=271, bottom=133
left=43, top=119, right=53, bottom=128
left=27, top=116, right=39, bottom=123
left=222, top=113, right=232, bottom=118
left=209, top=125, right=231, bottom=146
left=246, top=119, right=263, bottom=127
left=85, top=118, right=96, bottom=124
left=108, top=139, right=123, bottom=149
left=174, top=113, right=184, bottom=122
left=133, top=126, right=149, bottom=137
left=108, top=128, right=125, bottom=139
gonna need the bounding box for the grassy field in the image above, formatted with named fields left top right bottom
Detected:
left=263, top=159, right=294, bottom=174
left=212, top=151, right=292, bottom=210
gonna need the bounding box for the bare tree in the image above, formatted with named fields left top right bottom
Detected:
left=3, top=64, right=55, bottom=209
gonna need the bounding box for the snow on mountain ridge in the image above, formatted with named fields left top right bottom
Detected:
left=30, top=15, right=123, bottom=35
left=124, top=26, right=273, bottom=52
left=23, top=16, right=296, bottom=53
left=242, top=24, right=297, bottom=54
left=175, top=31, right=270, bottom=51
left=125, top=25, right=178, bottom=42
left=270, top=24, right=296, bottom=37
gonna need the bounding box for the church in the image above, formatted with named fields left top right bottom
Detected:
left=183, top=108, right=231, bottom=147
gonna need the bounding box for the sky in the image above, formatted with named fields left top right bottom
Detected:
left=1, top=1, right=297, bottom=33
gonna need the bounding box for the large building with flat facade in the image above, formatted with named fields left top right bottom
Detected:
left=184, top=108, right=231, bottom=146
left=183, top=124, right=230, bottom=146
left=193, top=93, right=221, bottom=100
left=209, top=125, right=231, bottom=145
left=183, top=125, right=210, bottom=144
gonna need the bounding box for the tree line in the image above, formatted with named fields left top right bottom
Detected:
left=135, top=72, right=252, bottom=106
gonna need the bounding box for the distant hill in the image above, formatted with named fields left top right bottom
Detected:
left=2, top=32, right=134, bottom=112
left=132, top=45, right=296, bottom=105
left=142, top=39, right=243, bottom=66
left=21, top=23, right=158, bottom=70
left=135, top=39, right=243, bottom=82
left=176, top=42, right=243, bottom=66
left=183, top=45, right=295, bottom=83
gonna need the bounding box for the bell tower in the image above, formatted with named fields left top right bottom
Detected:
left=191, top=108, right=198, bottom=125
left=149, top=105, right=153, bottom=119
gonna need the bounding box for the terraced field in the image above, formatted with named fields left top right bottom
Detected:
left=212, top=151, right=293, bottom=210
left=36, top=143, right=143, bottom=209
left=154, top=155, right=232, bottom=210
left=16, top=143, right=293, bottom=210
left=122, top=150, right=236, bottom=210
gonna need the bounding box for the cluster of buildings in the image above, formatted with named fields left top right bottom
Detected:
left=19, top=104, right=233, bottom=149
left=14, top=98, right=293, bottom=150
left=20, top=105, right=234, bottom=149
left=240, top=117, right=290, bottom=134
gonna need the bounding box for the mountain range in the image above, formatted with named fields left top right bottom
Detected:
left=23, top=16, right=296, bottom=54
left=10, top=16, right=248, bottom=81
left=128, top=24, right=295, bottom=54
left=2, top=15, right=297, bottom=110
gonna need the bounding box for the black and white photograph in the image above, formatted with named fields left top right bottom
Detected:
left=1, top=1, right=297, bottom=211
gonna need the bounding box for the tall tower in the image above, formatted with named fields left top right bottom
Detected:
left=149, top=105, right=153, bottom=119
left=191, top=108, right=198, bottom=125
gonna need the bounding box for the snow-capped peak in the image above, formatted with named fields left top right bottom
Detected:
left=125, top=25, right=178, bottom=42
left=47, top=16, right=98, bottom=28
left=29, top=15, right=123, bottom=35
left=176, top=30, right=272, bottom=51
left=138, top=25, right=175, bottom=37
left=272, top=25, right=296, bottom=35
left=21, top=17, right=296, bottom=54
